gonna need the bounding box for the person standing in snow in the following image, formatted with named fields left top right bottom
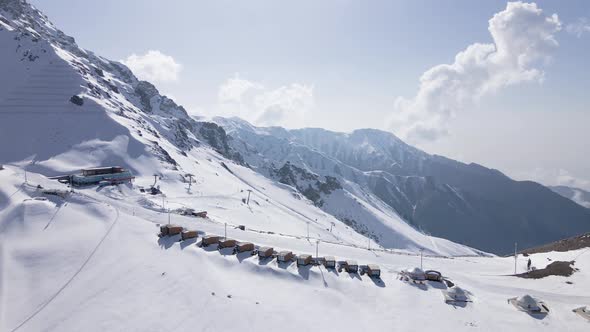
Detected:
left=527, top=258, right=532, bottom=271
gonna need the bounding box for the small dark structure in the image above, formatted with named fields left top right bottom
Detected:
left=297, top=254, right=312, bottom=267
left=201, top=235, right=220, bottom=247
left=82, top=166, right=125, bottom=176
left=236, top=242, right=255, bottom=253
left=277, top=251, right=294, bottom=263
left=72, top=166, right=133, bottom=186
left=218, top=238, right=237, bottom=249
left=160, top=224, right=182, bottom=236
left=167, top=225, right=183, bottom=235
left=425, top=270, right=443, bottom=282
left=339, top=260, right=359, bottom=273
left=323, top=256, right=336, bottom=269
left=258, top=247, right=274, bottom=259
left=181, top=230, right=198, bottom=240
left=70, top=94, right=84, bottom=106
left=367, top=264, right=381, bottom=278
left=159, top=225, right=169, bottom=236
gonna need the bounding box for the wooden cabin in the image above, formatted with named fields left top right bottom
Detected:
left=167, top=225, right=183, bottom=235
left=201, top=235, right=220, bottom=247
left=258, top=247, right=274, bottom=258
left=297, top=254, right=312, bottom=266
left=323, top=256, right=336, bottom=268
left=181, top=230, right=198, bottom=240
left=160, top=224, right=182, bottom=236
left=341, top=260, right=358, bottom=273
left=277, top=251, right=294, bottom=262
left=367, top=264, right=381, bottom=277
left=236, top=242, right=254, bottom=253
left=218, top=238, right=237, bottom=249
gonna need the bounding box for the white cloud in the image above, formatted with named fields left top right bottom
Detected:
left=566, top=17, right=590, bottom=38
left=218, top=74, right=263, bottom=103
left=217, top=74, right=314, bottom=128
left=519, top=168, right=590, bottom=191
left=122, top=50, right=182, bottom=83
left=253, top=84, right=314, bottom=127
left=389, top=2, right=561, bottom=143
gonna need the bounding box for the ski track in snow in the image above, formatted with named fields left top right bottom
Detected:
left=8, top=198, right=119, bottom=332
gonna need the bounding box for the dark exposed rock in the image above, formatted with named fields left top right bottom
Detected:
left=272, top=162, right=342, bottom=207
left=197, top=122, right=244, bottom=164
left=521, top=233, right=590, bottom=255
left=516, top=261, right=578, bottom=279
left=69, top=95, right=83, bottom=106
left=135, top=81, right=158, bottom=113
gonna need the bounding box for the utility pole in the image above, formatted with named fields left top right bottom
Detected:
left=162, top=196, right=165, bottom=211
left=24, top=169, right=27, bottom=184
left=420, top=248, right=424, bottom=270
left=153, top=174, right=158, bottom=187
left=168, top=208, right=171, bottom=225
left=224, top=222, right=227, bottom=240
left=316, top=240, right=319, bottom=259
left=186, top=173, right=194, bottom=190
left=514, top=242, right=518, bottom=275
left=246, top=189, right=252, bottom=205
left=307, top=221, right=310, bottom=240
left=368, top=238, right=371, bottom=250
left=330, top=222, right=334, bottom=233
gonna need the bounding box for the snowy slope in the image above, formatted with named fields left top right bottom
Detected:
left=2, top=166, right=590, bottom=332
left=214, top=117, right=590, bottom=255
left=2, top=2, right=590, bottom=331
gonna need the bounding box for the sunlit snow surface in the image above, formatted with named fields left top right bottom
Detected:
left=1, top=165, right=589, bottom=332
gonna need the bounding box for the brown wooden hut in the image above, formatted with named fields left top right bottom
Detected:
left=167, top=225, right=183, bottom=235
left=258, top=247, right=274, bottom=258
left=277, top=251, right=294, bottom=262
left=297, top=254, right=312, bottom=266
left=181, top=230, right=198, bottom=240
left=201, top=235, right=220, bottom=247
left=218, top=238, right=237, bottom=249
left=236, top=242, right=255, bottom=253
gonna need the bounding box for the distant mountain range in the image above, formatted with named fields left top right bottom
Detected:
left=550, top=186, right=590, bottom=209
left=215, top=117, right=590, bottom=255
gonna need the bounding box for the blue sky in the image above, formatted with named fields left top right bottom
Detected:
left=30, top=0, right=590, bottom=189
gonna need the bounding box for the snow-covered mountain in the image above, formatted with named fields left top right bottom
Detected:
left=0, top=0, right=474, bottom=257
left=3, top=2, right=590, bottom=331
left=550, top=186, right=590, bottom=209
left=215, top=117, right=590, bottom=255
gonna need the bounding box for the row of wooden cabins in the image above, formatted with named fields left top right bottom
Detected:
left=158, top=224, right=381, bottom=278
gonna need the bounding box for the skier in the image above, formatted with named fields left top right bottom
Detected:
left=527, top=258, right=532, bottom=271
